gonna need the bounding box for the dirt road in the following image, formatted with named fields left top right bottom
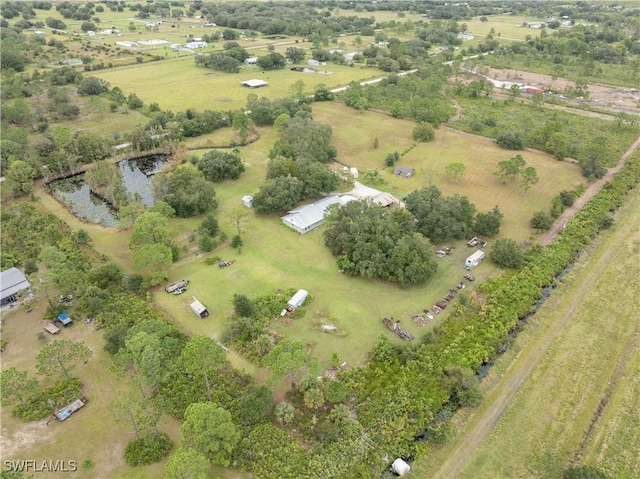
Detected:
left=539, top=134, right=640, bottom=246
left=431, top=195, right=640, bottom=478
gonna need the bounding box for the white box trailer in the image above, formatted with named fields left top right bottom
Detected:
left=190, top=297, right=209, bottom=318
left=465, top=250, right=485, bottom=269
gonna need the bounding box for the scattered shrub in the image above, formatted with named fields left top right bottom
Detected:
left=124, top=433, right=173, bottom=466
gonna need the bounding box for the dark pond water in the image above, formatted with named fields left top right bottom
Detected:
left=46, top=155, right=168, bottom=227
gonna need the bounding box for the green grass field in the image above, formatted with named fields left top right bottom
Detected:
left=313, top=102, right=584, bottom=239
left=93, top=57, right=383, bottom=112
left=413, top=187, right=640, bottom=478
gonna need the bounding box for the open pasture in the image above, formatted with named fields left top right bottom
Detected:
left=450, top=189, right=640, bottom=478
left=312, top=102, right=584, bottom=240
left=464, top=15, right=543, bottom=41
left=93, top=57, right=384, bottom=112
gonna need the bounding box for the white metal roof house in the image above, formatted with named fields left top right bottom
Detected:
left=245, top=57, right=258, bottom=65
left=0, top=268, right=31, bottom=306
left=281, top=195, right=354, bottom=234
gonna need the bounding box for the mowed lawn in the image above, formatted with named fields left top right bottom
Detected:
left=464, top=14, right=544, bottom=40
left=453, top=189, right=640, bottom=478
left=312, top=102, right=584, bottom=239
left=93, top=57, right=385, bottom=112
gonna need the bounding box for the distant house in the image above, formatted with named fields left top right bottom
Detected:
left=347, top=181, right=404, bottom=208
left=393, top=166, right=415, bottom=178
left=242, top=195, right=253, bottom=208
left=190, top=298, right=209, bottom=318
left=245, top=57, right=258, bottom=65
left=241, top=79, right=268, bottom=89
left=281, top=195, right=355, bottom=234
left=184, top=41, right=207, bottom=49
left=0, top=268, right=31, bottom=306
left=457, top=33, right=474, bottom=41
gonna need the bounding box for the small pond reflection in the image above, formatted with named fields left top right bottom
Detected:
left=46, top=155, right=168, bottom=227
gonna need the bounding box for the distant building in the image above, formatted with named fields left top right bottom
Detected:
left=184, top=41, right=207, bottom=49
left=242, top=195, right=253, bottom=208
left=245, top=57, right=258, bottom=65
left=241, top=79, right=268, bottom=89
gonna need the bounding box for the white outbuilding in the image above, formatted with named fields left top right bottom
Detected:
left=190, top=297, right=209, bottom=318
left=242, top=195, right=253, bottom=208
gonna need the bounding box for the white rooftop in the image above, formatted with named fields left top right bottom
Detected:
left=241, top=79, right=268, bottom=88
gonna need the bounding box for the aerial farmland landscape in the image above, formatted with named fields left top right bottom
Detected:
left=1, top=1, right=639, bottom=478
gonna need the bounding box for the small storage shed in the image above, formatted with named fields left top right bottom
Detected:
left=392, top=458, right=411, bottom=477
left=242, top=195, right=253, bottom=208
left=287, top=289, right=308, bottom=310
left=465, top=250, right=485, bottom=269
left=190, top=298, right=209, bottom=318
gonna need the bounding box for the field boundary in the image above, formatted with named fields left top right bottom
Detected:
left=428, top=185, right=639, bottom=478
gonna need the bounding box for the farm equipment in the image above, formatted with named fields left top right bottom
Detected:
left=467, top=236, right=479, bottom=247
left=219, top=260, right=234, bottom=268
left=166, top=279, right=189, bottom=293
left=382, top=317, right=414, bottom=341
left=464, top=274, right=475, bottom=281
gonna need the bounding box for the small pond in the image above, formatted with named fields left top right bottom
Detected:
left=46, top=154, right=168, bottom=227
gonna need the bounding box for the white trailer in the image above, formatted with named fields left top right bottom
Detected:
left=287, top=289, right=308, bottom=311
left=190, top=297, right=209, bottom=318
left=465, top=250, right=485, bottom=269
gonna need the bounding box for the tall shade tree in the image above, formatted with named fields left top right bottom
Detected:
left=262, top=339, right=318, bottom=391
left=132, top=243, right=173, bottom=286
left=445, top=162, right=466, bottom=183
left=181, top=402, right=240, bottom=467
left=0, top=368, right=38, bottom=407
left=109, top=388, right=160, bottom=442
left=130, top=212, right=170, bottom=249
left=164, top=447, right=210, bottom=479
left=36, top=340, right=92, bottom=381
left=520, top=166, right=539, bottom=193
left=177, top=336, right=227, bottom=402
left=164, top=165, right=218, bottom=218
left=5, top=159, right=36, bottom=195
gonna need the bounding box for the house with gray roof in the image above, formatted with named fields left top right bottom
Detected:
left=1, top=268, right=31, bottom=306
left=393, top=166, right=415, bottom=178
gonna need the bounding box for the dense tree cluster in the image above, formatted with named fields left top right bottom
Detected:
left=405, top=186, right=475, bottom=243
left=269, top=115, right=336, bottom=164
left=324, top=201, right=438, bottom=286
left=196, top=150, right=245, bottom=182
left=154, top=165, right=218, bottom=218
